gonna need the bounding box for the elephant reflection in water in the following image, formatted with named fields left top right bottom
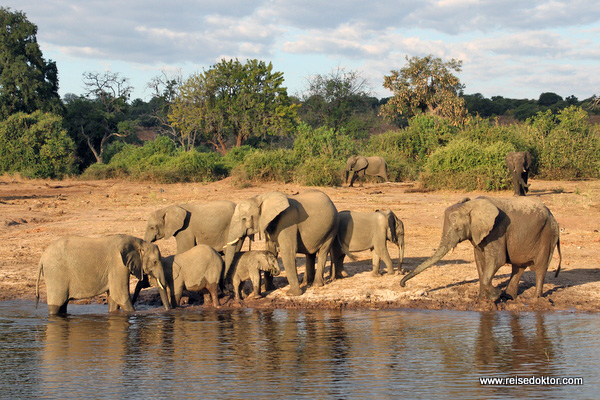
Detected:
left=42, top=316, right=129, bottom=395
left=476, top=313, right=557, bottom=376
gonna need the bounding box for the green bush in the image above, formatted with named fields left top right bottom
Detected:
left=422, top=138, right=515, bottom=191
left=0, top=111, right=75, bottom=178
left=293, top=123, right=357, bottom=160
left=238, top=149, right=299, bottom=182
left=295, top=156, right=344, bottom=186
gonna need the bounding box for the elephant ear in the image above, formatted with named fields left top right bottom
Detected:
left=163, top=205, right=187, bottom=239
left=121, top=241, right=143, bottom=279
left=354, top=156, right=368, bottom=171
left=377, top=209, right=397, bottom=243
left=258, top=192, right=290, bottom=234
left=525, top=151, right=532, bottom=169
left=468, top=199, right=499, bottom=246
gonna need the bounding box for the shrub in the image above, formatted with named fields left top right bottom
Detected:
left=238, top=149, right=299, bottom=182
left=0, top=111, right=75, bottom=178
left=293, top=123, right=357, bottom=160
left=422, top=138, right=515, bottom=191
left=295, top=156, right=344, bottom=186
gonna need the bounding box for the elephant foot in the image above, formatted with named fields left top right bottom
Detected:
left=371, top=270, right=382, bottom=277
left=287, top=286, right=303, bottom=296
left=479, top=286, right=502, bottom=302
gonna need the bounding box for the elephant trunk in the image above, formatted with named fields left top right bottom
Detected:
left=345, top=170, right=349, bottom=184
left=397, top=234, right=405, bottom=270
left=144, top=229, right=156, bottom=243
left=400, top=243, right=450, bottom=287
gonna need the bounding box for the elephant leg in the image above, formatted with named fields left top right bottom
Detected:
left=131, top=276, right=150, bottom=304
left=504, top=265, right=526, bottom=299
left=302, top=254, right=316, bottom=287
left=108, top=295, right=120, bottom=312
left=371, top=251, right=382, bottom=276
left=348, top=171, right=356, bottom=187
left=250, top=269, right=262, bottom=299
left=314, top=243, right=331, bottom=287
left=48, top=301, right=68, bottom=315
left=232, top=276, right=242, bottom=301
left=203, top=292, right=213, bottom=306
left=533, top=268, right=547, bottom=298
left=377, top=244, right=394, bottom=275
left=282, top=244, right=302, bottom=296
left=332, top=254, right=346, bottom=280
left=475, top=250, right=501, bottom=301
left=206, top=283, right=220, bottom=307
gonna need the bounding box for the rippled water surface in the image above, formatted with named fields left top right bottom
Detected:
left=1, top=301, right=599, bottom=399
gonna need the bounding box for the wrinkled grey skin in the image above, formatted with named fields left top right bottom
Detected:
left=400, top=196, right=561, bottom=301
left=331, top=210, right=405, bottom=278
left=506, top=151, right=532, bottom=196
left=160, top=244, right=224, bottom=308
left=137, top=200, right=241, bottom=300
left=36, top=235, right=171, bottom=315
left=229, top=251, right=281, bottom=301
left=224, top=190, right=338, bottom=296
left=345, top=156, right=388, bottom=187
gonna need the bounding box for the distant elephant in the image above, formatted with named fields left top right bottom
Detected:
left=223, top=190, right=338, bottom=296
left=331, top=210, right=405, bottom=278
left=36, top=235, right=171, bottom=315
left=160, top=244, right=224, bottom=308
left=400, top=196, right=561, bottom=301
left=345, top=155, right=388, bottom=187
left=505, top=151, right=532, bottom=196
left=229, top=250, right=281, bottom=301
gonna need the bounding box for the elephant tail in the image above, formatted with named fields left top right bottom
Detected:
left=35, top=261, right=43, bottom=309
left=336, top=236, right=356, bottom=261
left=554, top=238, right=562, bottom=278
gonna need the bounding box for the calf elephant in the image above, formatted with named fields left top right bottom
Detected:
left=161, top=244, right=224, bottom=308
left=346, top=155, right=388, bottom=187
left=400, top=196, right=561, bottom=301
left=506, top=151, right=532, bottom=196
left=223, top=190, right=338, bottom=296
left=331, top=210, right=405, bottom=278
left=229, top=251, right=281, bottom=301
left=36, top=235, right=171, bottom=315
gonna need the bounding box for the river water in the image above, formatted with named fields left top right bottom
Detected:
left=0, top=300, right=598, bottom=399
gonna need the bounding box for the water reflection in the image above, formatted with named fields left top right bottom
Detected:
left=0, top=301, right=598, bottom=399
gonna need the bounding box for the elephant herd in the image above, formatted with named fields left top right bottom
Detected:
left=36, top=178, right=562, bottom=315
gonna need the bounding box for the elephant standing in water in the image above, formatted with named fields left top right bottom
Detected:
left=400, top=196, right=561, bottom=301
left=223, top=190, right=338, bottom=296
left=345, top=156, right=388, bottom=187
left=36, top=235, right=171, bottom=315
left=331, top=210, right=405, bottom=278
left=506, top=151, right=532, bottom=196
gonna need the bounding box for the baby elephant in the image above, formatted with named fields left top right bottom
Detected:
left=36, top=235, right=171, bottom=315
left=161, top=244, right=224, bottom=308
left=229, top=251, right=280, bottom=301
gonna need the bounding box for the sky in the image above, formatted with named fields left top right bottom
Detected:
left=4, top=0, right=600, bottom=102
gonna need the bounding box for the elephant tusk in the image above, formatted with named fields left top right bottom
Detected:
left=157, top=279, right=164, bottom=290
left=222, top=237, right=240, bottom=250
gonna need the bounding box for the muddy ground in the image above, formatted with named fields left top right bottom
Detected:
left=2, top=175, right=599, bottom=312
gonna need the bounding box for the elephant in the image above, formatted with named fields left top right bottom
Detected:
left=160, top=244, right=224, bottom=308
left=331, top=210, right=405, bottom=278
left=400, top=196, right=562, bottom=301
left=345, top=155, right=388, bottom=187
left=35, top=235, right=171, bottom=315
left=229, top=250, right=281, bottom=301
left=144, top=200, right=237, bottom=253
left=506, top=151, right=532, bottom=196
left=223, top=189, right=338, bottom=296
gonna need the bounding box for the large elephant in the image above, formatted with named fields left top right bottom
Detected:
left=400, top=196, right=561, bottom=301
left=223, top=190, right=338, bottom=296
left=345, top=156, right=388, bottom=187
left=36, top=235, right=171, bottom=315
left=331, top=210, right=405, bottom=278
left=144, top=200, right=237, bottom=253
left=506, top=151, right=532, bottom=196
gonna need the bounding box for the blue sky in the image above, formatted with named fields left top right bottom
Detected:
left=4, top=0, right=600, bottom=101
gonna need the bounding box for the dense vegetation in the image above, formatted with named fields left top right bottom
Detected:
left=2, top=7, right=599, bottom=191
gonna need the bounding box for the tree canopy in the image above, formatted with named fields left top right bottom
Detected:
left=168, top=59, right=298, bottom=153
left=381, top=55, right=467, bottom=125
left=0, top=7, right=62, bottom=119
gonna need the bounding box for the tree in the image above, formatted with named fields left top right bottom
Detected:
left=300, top=67, right=374, bottom=133
left=74, top=71, right=134, bottom=163
left=381, top=55, right=467, bottom=125
left=168, top=59, right=298, bottom=153
left=538, top=92, right=563, bottom=107
left=0, top=7, right=62, bottom=119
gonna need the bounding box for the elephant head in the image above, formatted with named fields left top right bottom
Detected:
left=400, top=198, right=499, bottom=287
left=259, top=251, right=281, bottom=276
left=345, top=156, right=368, bottom=183
left=506, top=151, right=532, bottom=174
left=144, top=205, right=188, bottom=242
left=379, top=210, right=405, bottom=269
left=224, top=192, right=290, bottom=277
left=123, top=241, right=171, bottom=310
